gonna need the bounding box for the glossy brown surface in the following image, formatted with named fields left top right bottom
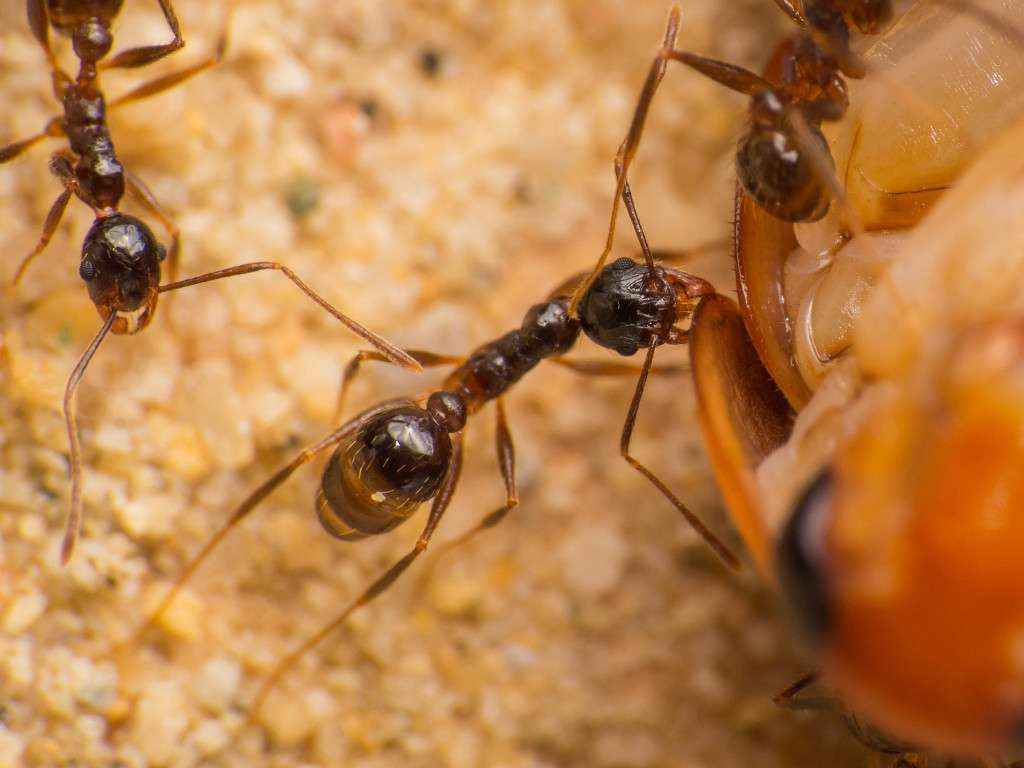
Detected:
left=691, top=293, right=794, bottom=577
left=734, top=186, right=812, bottom=410
left=317, top=404, right=454, bottom=540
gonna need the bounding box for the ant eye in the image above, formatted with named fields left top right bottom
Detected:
left=777, top=469, right=835, bottom=646
left=79, top=260, right=97, bottom=281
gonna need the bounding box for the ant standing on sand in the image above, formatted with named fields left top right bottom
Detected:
left=130, top=173, right=736, bottom=730
left=2, top=0, right=420, bottom=563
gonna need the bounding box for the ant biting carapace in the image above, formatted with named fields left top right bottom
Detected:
left=1, top=1, right=420, bottom=562
left=568, top=0, right=1024, bottom=322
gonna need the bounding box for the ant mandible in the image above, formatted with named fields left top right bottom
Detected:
left=131, top=187, right=736, bottom=724
left=2, top=0, right=421, bottom=563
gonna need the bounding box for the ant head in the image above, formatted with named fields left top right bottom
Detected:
left=317, top=401, right=459, bottom=541
left=777, top=320, right=1024, bottom=754
left=80, top=213, right=164, bottom=334
left=578, top=257, right=677, bottom=356
left=736, top=121, right=832, bottom=223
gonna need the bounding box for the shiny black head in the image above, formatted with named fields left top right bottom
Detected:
left=777, top=469, right=835, bottom=646
left=737, top=121, right=832, bottom=223
left=578, top=258, right=676, bottom=356
left=80, top=213, right=164, bottom=332
left=318, top=404, right=455, bottom=540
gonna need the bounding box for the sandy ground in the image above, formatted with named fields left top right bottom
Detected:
left=0, top=1, right=867, bottom=766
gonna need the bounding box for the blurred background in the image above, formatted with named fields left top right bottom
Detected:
left=0, top=1, right=864, bottom=765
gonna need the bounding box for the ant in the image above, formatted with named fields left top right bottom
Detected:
left=132, top=194, right=737, bottom=724
left=567, top=0, right=897, bottom=315
left=2, top=0, right=421, bottom=563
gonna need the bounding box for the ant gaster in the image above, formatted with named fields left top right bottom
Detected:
left=3, top=0, right=420, bottom=562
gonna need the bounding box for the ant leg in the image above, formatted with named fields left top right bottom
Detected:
left=549, top=357, right=684, bottom=377
left=60, top=313, right=116, bottom=563
left=26, top=0, right=71, bottom=95
left=773, top=671, right=835, bottom=713
left=130, top=399, right=410, bottom=643
left=771, top=0, right=807, bottom=25
left=107, top=28, right=228, bottom=109
left=125, top=170, right=181, bottom=284
left=777, top=673, right=918, bottom=757
left=0, top=116, right=64, bottom=164
left=10, top=186, right=73, bottom=286
left=246, top=432, right=465, bottom=723
left=158, top=263, right=421, bottom=372
left=11, top=152, right=84, bottom=285
left=620, top=337, right=740, bottom=569
left=335, top=349, right=463, bottom=423
left=1, top=131, right=49, bottom=164
left=568, top=5, right=683, bottom=314
left=425, top=399, right=519, bottom=570
left=663, top=51, right=773, bottom=96
left=102, top=0, right=184, bottom=69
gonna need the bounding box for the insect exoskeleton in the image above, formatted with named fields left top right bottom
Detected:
left=690, top=0, right=1024, bottom=757
left=780, top=112, right=1024, bottom=757
left=738, top=0, right=1024, bottom=410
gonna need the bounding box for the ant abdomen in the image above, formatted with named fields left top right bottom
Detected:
left=80, top=213, right=164, bottom=334
left=737, top=122, right=833, bottom=223
left=317, top=398, right=462, bottom=541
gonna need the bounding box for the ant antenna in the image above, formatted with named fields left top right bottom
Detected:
left=568, top=4, right=683, bottom=316
left=60, top=313, right=116, bottom=563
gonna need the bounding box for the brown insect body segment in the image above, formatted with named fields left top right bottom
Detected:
left=733, top=186, right=811, bottom=410
left=446, top=298, right=581, bottom=412
left=317, top=403, right=456, bottom=541
left=46, top=0, right=124, bottom=35
left=737, top=33, right=848, bottom=223
left=691, top=294, right=794, bottom=578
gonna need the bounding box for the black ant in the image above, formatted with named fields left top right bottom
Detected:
left=2, top=0, right=421, bottom=563
left=131, top=200, right=737, bottom=724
